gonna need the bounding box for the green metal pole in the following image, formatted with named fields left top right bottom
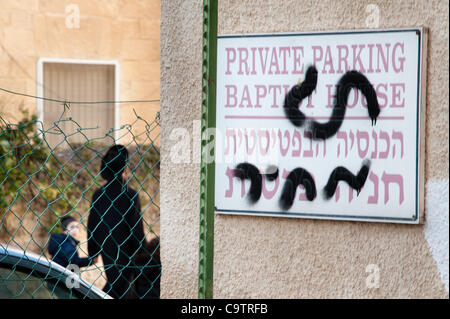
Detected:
left=198, top=0, right=217, bottom=299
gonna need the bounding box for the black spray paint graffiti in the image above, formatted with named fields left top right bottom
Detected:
left=279, top=168, right=316, bottom=210
left=322, top=159, right=371, bottom=200
left=233, top=163, right=279, bottom=204
left=283, top=65, right=381, bottom=140
left=307, top=70, right=381, bottom=140
left=232, top=67, right=380, bottom=210
left=283, top=66, right=318, bottom=127
left=233, top=160, right=370, bottom=210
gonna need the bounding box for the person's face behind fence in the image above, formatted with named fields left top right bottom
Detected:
left=65, top=221, right=79, bottom=238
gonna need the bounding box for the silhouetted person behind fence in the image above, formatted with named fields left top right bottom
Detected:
left=125, top=237, right=161, bottom=299
left=87, top=145, right=145, bottom=299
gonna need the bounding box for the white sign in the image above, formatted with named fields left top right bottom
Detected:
left=214, top=28, right=426, bottom=223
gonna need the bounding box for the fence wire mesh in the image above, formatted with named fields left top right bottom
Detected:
left=0, top=102, right=160, bottom=299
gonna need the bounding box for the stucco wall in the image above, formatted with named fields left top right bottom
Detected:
left=160, top=0, right=203, bottom=298
left=0, top=0, right=160, bottom=141
left=160, top=0, right=448, bottom=298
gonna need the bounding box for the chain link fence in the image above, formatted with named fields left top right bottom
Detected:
left=0, top=103, right=160, bottom=299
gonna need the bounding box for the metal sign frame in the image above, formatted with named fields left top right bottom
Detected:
left=213, top=27, right=427, bottom=224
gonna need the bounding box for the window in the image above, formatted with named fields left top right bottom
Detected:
left=0, top=266, right=79, bottom=299
left=37, top=59, right=119, bottom=148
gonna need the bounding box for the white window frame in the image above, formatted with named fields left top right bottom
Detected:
left=36, top=57, right=121, bottom=141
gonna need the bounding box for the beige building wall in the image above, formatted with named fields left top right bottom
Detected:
left=0, top=0, right=160, bottom=144
left=161, top=0, right=449, bottom=298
